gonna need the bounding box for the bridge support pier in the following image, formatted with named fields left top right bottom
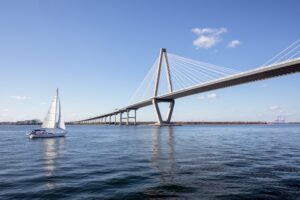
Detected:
left=134, top=109, right=137, bottom=125
left=152, top=98, right=175, bottom=125
left=119, top=112, right=123, bottom=126
left=126, top=109, right=137, bottom=125
left=126, top=110, right=129, bottom=125
left=118, top=109, right=137, bottom=126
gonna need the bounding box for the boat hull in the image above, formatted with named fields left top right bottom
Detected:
left=28, top=129, right=67, bottom=139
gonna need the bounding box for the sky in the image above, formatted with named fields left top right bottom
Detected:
left=0, top=0, right=300, bottom=122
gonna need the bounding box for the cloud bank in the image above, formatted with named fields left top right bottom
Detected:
left=11, top=96, right=32, bottom=100
left=191, top=27, right=227, bottom=49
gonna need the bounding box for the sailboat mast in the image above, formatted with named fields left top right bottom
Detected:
left=54, top=88, right=59, bottom=128
left=57, top=97, right=61, bottom=125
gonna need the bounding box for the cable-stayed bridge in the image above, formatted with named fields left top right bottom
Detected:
left=76, top=40, right=300, bottom=125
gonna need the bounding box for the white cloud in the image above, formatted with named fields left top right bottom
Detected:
left=197, top=95, right=205, bottom=100
left=198, top=93, right=217, bottom=100
left=3, top=109, right=9, bottom=112
left=11, top=96, right=32, bottom=100
left=270, top=105, right=281, bottom=111
left=207, top=93, right=217, bottom=99
left=191, top=27, right=227, bottom=49
left=228, top=40, right=241, bottom=48
left=40, top=102, right=47, bottom=105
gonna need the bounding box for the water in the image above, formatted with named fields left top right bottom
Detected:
left=0, top=125, right=299, bottom=199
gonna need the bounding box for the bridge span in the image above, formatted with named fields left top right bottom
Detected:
left=76, top=48, right=300, bottom=125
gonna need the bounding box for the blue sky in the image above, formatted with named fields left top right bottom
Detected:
left=0, top=0, right=299, bottom=122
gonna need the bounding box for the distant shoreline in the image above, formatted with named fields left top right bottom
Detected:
left=1, top=121, right=300, bottom=125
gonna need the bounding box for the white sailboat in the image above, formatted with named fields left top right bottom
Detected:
left=28, top=89, right=67, bottom=139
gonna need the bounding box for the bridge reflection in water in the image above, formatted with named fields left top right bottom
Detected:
left=151, top=127, right=176, bottom=184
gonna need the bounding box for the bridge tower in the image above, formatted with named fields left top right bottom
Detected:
left=152, top=48, right=175, bottom=125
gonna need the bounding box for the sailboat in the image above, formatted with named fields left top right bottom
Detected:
left=28, top=89, right=67, bottom=139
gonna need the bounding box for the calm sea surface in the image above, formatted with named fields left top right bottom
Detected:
left=0, top=125, right=299, bottom=200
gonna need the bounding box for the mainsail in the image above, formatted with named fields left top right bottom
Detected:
left=42, top=92, right=58, bottom=129
left=41, top=89, right=65, bottom=130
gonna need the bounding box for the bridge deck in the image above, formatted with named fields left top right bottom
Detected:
left=83, top=58, right=300, bottom=121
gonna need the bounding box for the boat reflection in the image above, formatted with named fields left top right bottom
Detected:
left=42, top=138, right=65, bottom=189
left=151, top=126, right=176, bottom=184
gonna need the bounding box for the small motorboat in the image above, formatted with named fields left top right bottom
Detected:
left=28, top=89, right=67, bottom=139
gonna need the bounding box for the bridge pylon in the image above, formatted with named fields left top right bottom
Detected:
left=153, top=48, right=175, bottom=125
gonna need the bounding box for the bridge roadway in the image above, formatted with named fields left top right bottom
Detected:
left=81, top=58, right=300, bottom=123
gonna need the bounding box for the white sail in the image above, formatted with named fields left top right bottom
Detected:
left=42, top=91, right=58, bottom=129
left=57, top=97, right=66, bottom=130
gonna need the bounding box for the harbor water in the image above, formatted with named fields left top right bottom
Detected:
left=0, top=125, right=299, bottom=199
